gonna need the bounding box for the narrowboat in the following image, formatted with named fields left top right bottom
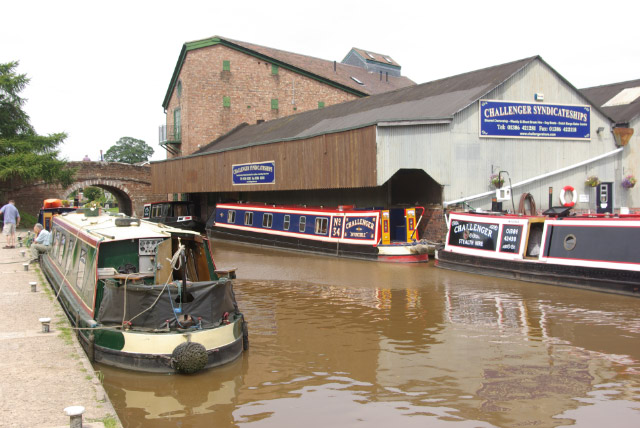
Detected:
left=38, top=199, right=77, bottom=231
left=142, top=201, right=205, bottom=232
left=436, top=209, right=640, bottom=297
left=40, top=209, right=248, bottom=373
left=207, top=203, right=430, bottom=262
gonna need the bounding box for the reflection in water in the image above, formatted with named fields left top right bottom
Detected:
left=101, top=241, right=640, bottom=427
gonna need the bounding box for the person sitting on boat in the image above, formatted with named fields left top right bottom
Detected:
left=30, top=223, right=51, bottom=263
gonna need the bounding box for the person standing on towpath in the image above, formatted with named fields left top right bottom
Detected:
left=0, top=199, right=20, bottom=248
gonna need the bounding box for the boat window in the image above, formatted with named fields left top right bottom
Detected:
left=283, top=215, right=290, bottom=231
left=76, top=248, right=87, bottom=291
left=244, top=212, right=254, bottom=226
left=315, top=217, right=328, bottom=235
left=151, top=204, right=162, bottom=218
left=65, top=236, right=76, bottom=276
left=51, top=229, right=60, bottom=260
left=299, top=216, right=306, bottom=233
left=563, top=234, right=577, bottom=251
left=262, top=213, right=273, bottom=228
left=227, top=210, right=236, bottom=223
left=58, top=233, right=66, bottom=265
left=174, top=204, right=188, bottom=217
left=80, top=247, right=96, bottom=306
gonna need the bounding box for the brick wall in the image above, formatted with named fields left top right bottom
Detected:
left=420, top=207, right=448, bottom=243
left=166, top=45, right=360, bottom=156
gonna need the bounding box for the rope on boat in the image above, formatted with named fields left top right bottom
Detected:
left=518, top=193, right=537, bottom=216
left=126, top=240, right=185, bottom=326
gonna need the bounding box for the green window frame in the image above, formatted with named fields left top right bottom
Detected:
left=271, top=99, right=279, bottom=110
left=318, top=101, right=325, bottom=109
left=173, top=108, right=181, bottom=140
left=223, top=60, right=230, bottom=71
left=271, top=64, right=279, bottom=75
left=223, top=96, right=230, bottom=108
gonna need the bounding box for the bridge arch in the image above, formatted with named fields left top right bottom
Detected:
left=65, top=179, right=134, bottom=216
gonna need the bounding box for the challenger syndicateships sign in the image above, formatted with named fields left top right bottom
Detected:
left=480, top=100, right=590, bottom=140
left=232, top=161, right=275, bottom=185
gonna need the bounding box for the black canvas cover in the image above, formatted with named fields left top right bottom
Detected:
left=97, top=279, right=239, bottom=329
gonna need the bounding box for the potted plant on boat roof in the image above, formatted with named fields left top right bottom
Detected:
left=585, top=175, right=600, bottom=187
left=489, top=173, right=504, bottom=189
left=622, top=174, right=637, bottom=189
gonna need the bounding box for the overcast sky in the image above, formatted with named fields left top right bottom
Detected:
left=2, top=0, right=638, bottom=162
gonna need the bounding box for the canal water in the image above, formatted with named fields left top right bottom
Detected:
left=100, top=241, right=640, bottom=428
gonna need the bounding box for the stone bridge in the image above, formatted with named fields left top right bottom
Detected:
left=3, top=161, right=166, bottom=218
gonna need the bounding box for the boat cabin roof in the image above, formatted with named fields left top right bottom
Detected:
left=53, top=212, right=201, bottom=244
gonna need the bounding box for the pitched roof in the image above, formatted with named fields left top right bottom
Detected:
left=581, top=79, right=640, bottom=124
left=348, top=48, right=400, bottom=67
left=162, top=36, right=415, bottom=109
left=188, top=56, right=539, bottom=156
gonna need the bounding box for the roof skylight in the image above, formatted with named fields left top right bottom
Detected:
left=603, top=87, right=640, bottom=107
left=350, top=76, right=364, bottom=85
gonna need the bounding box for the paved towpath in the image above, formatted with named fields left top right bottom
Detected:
left=0, top=230, right=122, bottom=428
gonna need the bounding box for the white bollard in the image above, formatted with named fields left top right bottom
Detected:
left=30, top=281, right=37, bottom=292
left=20, top=250, right=25, bottom=257
left=64, top=406, right=85, bottom=428
left=23, top=263, right=29, bottom=271
left=39, top=317, right=51, bottom=333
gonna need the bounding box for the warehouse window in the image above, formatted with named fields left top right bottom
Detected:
left=271, top=64, right=279, bottom=75
left=299, top=216, right=306, bottom=232
left=223, top=96, right=230, bottom=108
left=318, top=101, right=325, bottom=109
left=283, top=215, right=290, bottom=231
left=262, top=213, right=273, bottom=228
left=244, top=212, right=253, bottom=226
left=176, top=80, right=182, bottom=98
left=315, top=218, right=328, bottom=235
left=227, top=210, right=236, bottom=224
left=223, top=60, right=230, bottom=71
left=271, top=99, right=279, bottom=110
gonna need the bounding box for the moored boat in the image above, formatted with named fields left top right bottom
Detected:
left=142, top=200, right=205, bottom=232
left=40, top=209, right=247, bottom=373
left=207, top=202, right=430, bottom=262
left=436, top=210, right=640, bottom=296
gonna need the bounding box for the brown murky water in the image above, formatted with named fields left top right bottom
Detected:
left=100, top=241, right=640, bottom=428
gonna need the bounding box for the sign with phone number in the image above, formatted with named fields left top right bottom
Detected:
left=480, top=100, right=590, bottom=140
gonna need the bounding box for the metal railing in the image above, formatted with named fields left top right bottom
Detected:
left=158, top=124, right=181, bottom=144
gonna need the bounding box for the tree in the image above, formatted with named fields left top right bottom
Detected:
left=82, top=186, right=104, bottom=203
left=0, top=61, right=75, bottom=187
left=104, top=137, right=154, bottom=164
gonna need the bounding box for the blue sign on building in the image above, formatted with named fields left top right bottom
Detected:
left=232, top=161, right=275, bottom=185
left=479, top=100, right=591, bottom=140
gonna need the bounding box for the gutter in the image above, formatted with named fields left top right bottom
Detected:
left=443, top=147, right=624, bottom=207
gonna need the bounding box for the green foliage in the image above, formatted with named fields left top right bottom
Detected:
left=0, top=61, right=76, bottom=187
left=19, top=211, right=38, bottom=228
left=104, top=136, right=154, bottom=164
left=83, top=186, right=104, bottom=203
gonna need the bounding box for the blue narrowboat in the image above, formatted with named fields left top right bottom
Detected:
left=207, top=203, right=430, bottom=262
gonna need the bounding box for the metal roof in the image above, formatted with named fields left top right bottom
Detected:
left=184, top=56, right=539, bottom=156
left=581, top=79, right=640, bottom=124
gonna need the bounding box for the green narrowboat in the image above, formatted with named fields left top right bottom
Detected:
left=40, top=210, right=247, bottom=373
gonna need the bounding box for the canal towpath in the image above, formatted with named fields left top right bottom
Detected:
left=0, top=232, right=122, bottom=428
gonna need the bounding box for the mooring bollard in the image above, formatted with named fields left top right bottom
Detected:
left=30, top=281, right=37, bottom=292
left=20, top=250, right=25, bottom=257
left=64, top=406, right=85, bottom=428
left=39, top=317, right=51, bottom=333
left=23, top=263, right=29, bottom=272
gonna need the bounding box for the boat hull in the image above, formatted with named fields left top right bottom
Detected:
left=436, top=249, right=640, bottom=297
left=40, top=250, right=246, bottom=374
left=209, top=227, right=428, bottom=262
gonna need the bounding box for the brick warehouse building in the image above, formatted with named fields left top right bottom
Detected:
left=160, top=36, right=415, bottom=157
left=152, top=56, right=633, bottom=242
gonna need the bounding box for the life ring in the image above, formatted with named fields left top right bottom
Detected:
left=559, top=185, right=576, bottom=207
